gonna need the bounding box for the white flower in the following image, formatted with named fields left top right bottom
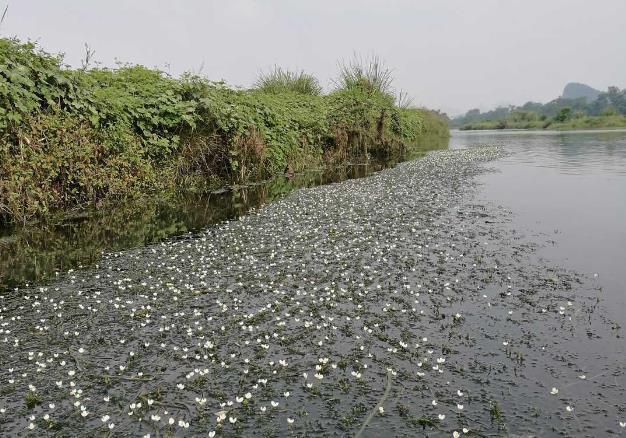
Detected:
left=108, top=423, right=115, bottom=429
left=101, top=415, right=110, bottom=422
left=453, top=432, right=460, bottom=438
left=457, top=404, right=464, bottom=410
left=287, top=418, right=294, bottom=424
left=566, top=406, right=573, bottom=412
left=271, top=401, right=279, bottom=407
left=378, top=406, right=384, bottom=414
left=438, top=414, right=445, bottom=420
left=550, top=387, right=559, bottom=395
left=209, top=432, right=216, bottom=437
left=229, top=416, right=237, bottom=424
left=620, top=421, right=626, bottom=428
left=432, top=400, right=438, bottom=406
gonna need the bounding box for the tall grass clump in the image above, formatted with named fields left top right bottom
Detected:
left=255, top=67, right=322, bottom=95
left=334, top=54, right=394, bottom=97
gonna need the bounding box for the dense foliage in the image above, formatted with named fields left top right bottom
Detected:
left=0, top=38, right=448, bottom=224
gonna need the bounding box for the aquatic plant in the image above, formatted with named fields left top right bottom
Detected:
left=0, top=147, right=621, bottom=436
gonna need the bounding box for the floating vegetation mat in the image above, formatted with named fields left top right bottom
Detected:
left=1, top=147, right=624, bottom=437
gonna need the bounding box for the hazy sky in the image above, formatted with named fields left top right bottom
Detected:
left=2, top=0, right=625, bottom=115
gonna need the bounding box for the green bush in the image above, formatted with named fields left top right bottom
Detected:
left=0, top=113, right=156, bottom=223
left=0, top=38, right=448, bottom=224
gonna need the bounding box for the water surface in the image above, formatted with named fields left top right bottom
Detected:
left=452, top=129, right=626, bottom=321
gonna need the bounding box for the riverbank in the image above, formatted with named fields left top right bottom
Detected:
left=0, top=38, right=448, bottom=225
left=1, top=146, right=621, bottom=436
left=0, top=135, right=449, bottom=294
left=458, top=114, right=626, bottom=130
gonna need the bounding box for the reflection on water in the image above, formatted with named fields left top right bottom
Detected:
left=0, top=136, right=448, bottom=292
left=451, top=129, right=626, bottom=175
left=452, top=128, right=626, bottom=316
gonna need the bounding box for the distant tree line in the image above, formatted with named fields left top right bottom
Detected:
left=451, top=86, right=626, bottom=127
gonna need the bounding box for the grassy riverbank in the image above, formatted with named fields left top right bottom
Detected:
left=459, top=114, right=626, bottom=131
left=0, top=38, right=448, bottom=225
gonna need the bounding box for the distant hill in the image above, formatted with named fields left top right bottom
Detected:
left=562, top=82, right=601, bottom=102
left=450, top=83, right=626, bottom=128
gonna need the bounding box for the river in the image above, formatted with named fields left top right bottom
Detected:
left=452, top=129, right=626, bottom=330
left=1, top=130, right=625, bottom=436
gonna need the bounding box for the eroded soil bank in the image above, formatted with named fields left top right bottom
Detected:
left=0, top=147, right=623, bottom=437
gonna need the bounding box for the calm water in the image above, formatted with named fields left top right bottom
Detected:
left=452, top=129, right=626, bottom=322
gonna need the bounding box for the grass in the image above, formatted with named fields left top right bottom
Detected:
left=459, top=115, right=626, bottom=131
left=255, top=67, right=321, bottom=95
left=0, top=38, right=448, bottom=225
left=335, top=54, right=394, bottom=96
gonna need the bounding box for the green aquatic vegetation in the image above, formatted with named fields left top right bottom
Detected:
left=24, top=390, right=41, bottom=409
left=3, top=147, right=621, bottom=436
left=489, top=400, right=503, bottom=423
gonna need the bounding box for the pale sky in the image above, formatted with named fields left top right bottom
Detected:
left=2, top=0, right=625, bottom=115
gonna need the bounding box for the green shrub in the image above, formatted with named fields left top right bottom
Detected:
left=0, top=113, right=156, bottom=223
left=0, top=38, right=448, bottom=224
